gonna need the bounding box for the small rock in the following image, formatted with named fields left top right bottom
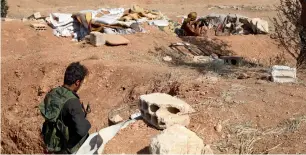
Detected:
left=203, top=145, right=214, bottom=154
left=214, top=123, right=222, bottom=132
left=33, top=12, right=42, bottom=19
left=109, top=114, right=123, bottom=124
left=255, top=80, right=267, bottom=84
left=37, top=87, right=45, bottom=96
left=200, top=91, right=207, bottom=96
left=3, top=18, right=14, bottom=22
left=163, top=56, right=172, bottom=62
left=237, top=73, right=249, bottom=79
left=210, top=53, right=218, bottom=59
left=193, top=56, right=212, bottom=63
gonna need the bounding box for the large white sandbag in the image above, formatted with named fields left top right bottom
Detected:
left=49, top=13, right=74, bottom=27
left=76, top=119, right=137, bottom=154
left=249, top=18, right=269, bottom=34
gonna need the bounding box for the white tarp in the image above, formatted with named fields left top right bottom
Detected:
left=75, top=118, right=137, bottom=154
left=148, top=20, right=169, bottom=27
left=48, top=13, right=75, bottom=37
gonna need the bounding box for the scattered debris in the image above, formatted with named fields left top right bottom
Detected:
left=207, top=5, right=275, bottom=11
left=220, top=56, right=242, bottom=66
left=238, top=73, right=250, bottom=79
left=163, top=56, right=172, bottom=62
left=193, top=56, right=213, bottom=63
left=139, top=93, right=195, bottom=129
left=270, top=65, right=297, bottom=83
left=200, top=13, right=269, bottom=35
left=90, top=32, right=106, bottom=46
left=109, top=114, right=124, bottom=124
left=46, top=6, right=166, bottom=41
left=30, top=23, right=47, bottom=31
left=149, top=124, right=204, bottom=154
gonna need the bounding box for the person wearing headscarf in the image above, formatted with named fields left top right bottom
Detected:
left=181, top=12, right=207, bottom=36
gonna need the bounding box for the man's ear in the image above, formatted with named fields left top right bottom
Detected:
left=75, top=80, right=81, bottom=87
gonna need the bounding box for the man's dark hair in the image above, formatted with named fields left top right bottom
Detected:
left=64, top=62, right=89, bottom=86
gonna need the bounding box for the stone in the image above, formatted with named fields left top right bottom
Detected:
left=214, top=123, right=222, bottom=132
left=271, top=65, right=296, bottom=83
left=163, top=56, right=172, bottom=62
left=109, top=114, right=123, bottom=124
left=33, top=12, right=42, bottom=19
left=237, top=73, right=249, bottom=79
left=193, top=56, right=212, bottom=63
left=149, top=124, right=204, bottom=154
left=139, top=93, right=195, bottom=129
left=90, top=32, right=105, bottom=47
left=255, top=80, right=267, bottom=84
left=203, top=145, right=214, bottom=154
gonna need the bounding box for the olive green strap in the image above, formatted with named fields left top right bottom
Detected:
left=67, top=133, right=89, bottom=154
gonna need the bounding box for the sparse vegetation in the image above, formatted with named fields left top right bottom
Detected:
left=213, top=116, right=306, bottom=154
left=272, top=0, right=303, bottom=68
left=1, top=0, right=9, bottom=17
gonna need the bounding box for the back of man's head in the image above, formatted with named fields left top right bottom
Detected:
left=64, top=62, right=89, bottom=86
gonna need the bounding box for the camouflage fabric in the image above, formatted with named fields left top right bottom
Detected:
left=39, top=86, right=77, bottom=153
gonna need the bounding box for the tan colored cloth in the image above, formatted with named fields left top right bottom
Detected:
left=119, top=5, right=161, bottom=21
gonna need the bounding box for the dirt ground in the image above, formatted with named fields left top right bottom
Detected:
left=2, top=0, right=306, bottom=154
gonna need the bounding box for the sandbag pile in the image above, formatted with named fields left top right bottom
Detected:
left=46, top=5, right=167, bottom=41
left=200, top=13, right=269, bottom=35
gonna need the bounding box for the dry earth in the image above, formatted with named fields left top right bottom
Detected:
left=1, top=0, right=306, bottom=154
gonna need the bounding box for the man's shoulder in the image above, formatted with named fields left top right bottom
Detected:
left=64, top=98, right=82, bottom=110
left=46, top=87, right=78, bottom=99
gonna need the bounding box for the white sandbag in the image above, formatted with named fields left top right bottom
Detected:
left=52, top=23, right=74, bottom=37
left=148, top=20, right=169, bottom=27
left=93, top=14, right=122, bottom=25
left=76, top=119, right=137, bottom=154
left=249, top=18, right=269, bottom=34
left=99, top=8, right=125, bottom=15
left=49, top=13, right=74, bottom=27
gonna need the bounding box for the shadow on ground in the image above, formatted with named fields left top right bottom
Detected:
left=137, top=146, right=150, bottom=154
left=154, top=35, right=267, bottom=78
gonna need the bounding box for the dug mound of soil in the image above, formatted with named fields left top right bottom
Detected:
left=104, top=120, right=160, bottom=154
left=2, top=1, right=306, bottom=153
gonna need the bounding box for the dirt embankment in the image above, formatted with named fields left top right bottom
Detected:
left=2, top=0, right=306, bottom=153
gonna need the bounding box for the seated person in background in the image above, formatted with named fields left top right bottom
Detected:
left=181, top=12, right=207, bottom=36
